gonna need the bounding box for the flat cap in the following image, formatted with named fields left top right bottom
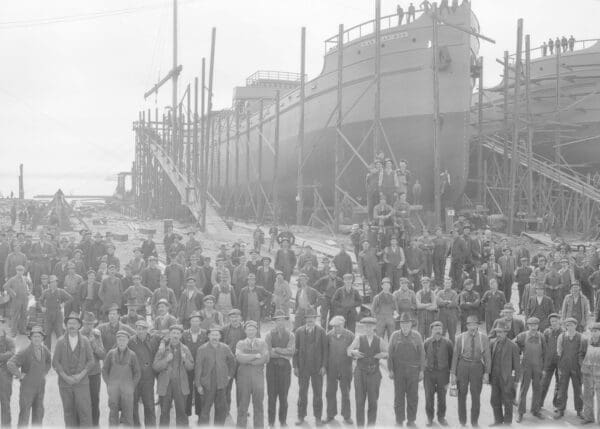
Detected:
left=244, top=321, right=258, bottom=330
left=207, top=324, right=223, bottom=333
left=590, top=322, right=600, bottom=331
left=203, top=295, right=216, bottom=303
left=135, top=320, right=149, bottom=328
left=228, top=309, right=242, bottom=316
left=564, top=317, right=578, bottom=326
left=526, top=317, right=540, bottom=325
left=29, top=325, right=45, bottom=337
left=548, top=313, right=560, bottom=320
left=381, top=277, right=391, bottom=284
left=502, top=303, right=515, bottom=311
left=116, top=330, right=130, bottom=339
left=359, top=317, right=377, bottom=325
left=466, top=315, right=479, bottom=324
left=430, top=321, right=443, bottom=330
left=156, top=298, right=170, bottom=307
left=169, top=325, right=184, bottom=332
left=329, top=315, right=345, bottom=327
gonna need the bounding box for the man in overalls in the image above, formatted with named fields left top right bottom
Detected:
left=435, top=276, right=459, bottom=343
left=580, top=322, right=600, bottom=423
left=554, top=317, right=584, bottom=419
left=450, top=315, right=491, bottom=427
left=372, top=278, right=396, bottom=341
left=349, top=316, right=388, bottom=426
left=102, top=330, right=141, bottom=426
left=514, top=317, right=546, bottom=422
left=236, top=320, right=269, bottom=428
left=393, top=277, right=417, bottom=327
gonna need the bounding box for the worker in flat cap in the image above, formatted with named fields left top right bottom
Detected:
left=151, top=274, right=178, bottom=317
left=481, top=278, right=506, bottom=335
left=458, top=279, right=481, bottom=333
left=198, top=295, right=224, bottom=331
left=255, top=255, right=276, bottom=298
left=358, top=240, right=382, bottom=297
left=436, top=276, right=460, bottom=343
left=293, top=272, right=321, bottom=331
left=450, top=315, right=491, bottom=427
left=372, top=277, right=396, bottom=341
left=221, top=309, right=246, bottom=413
left=194, top=324, right=235, bottom=426
left=393, top=277, right=417, bottom=327
left=39, top=273, right=72, bottom=350
left=423, top=320, right=453, bottom=426
left=182, top=311, right=208, bottom=421
left=122, top=274, right=153, bottom=318
left=236, top=320, right=269, bottom=428
left=98, top=264, right=123, bottom=321
left=153, top=298, right=178, bottom=337
left=348, top=316, right=387, bottom=426
left=52, top=311, right=94, bottom=427
left=7, top=325, right=50, bottom=426
left=81, top=269, right=102, bottom=318
left=514, top=317, right=546, bottom=422
left=274, top=235, right=296, bottom=281
left=265, top=310, right=295, bottom=427
left=129, top=319, right=161, bottom=427
left=331, top=273, right=362, bottom=333
left=561, top=281, right=591, bottom=332
left=488, top=321, right=520, bottom=426
left=540, top=313, right=563, bottom=413
left=102, top=330, right=141, bottom=426
left=79, top=311, right=106, bottom=426
left=153, top=324, right=195, bottom=426
left=97, top=303, right=135, bottom=352
left=177, top=254, right=198, bottom=298
left=177, top=276, right=205, bottom=328
left=416, top=276, right=438, bottom=339
left=554, top=316, right=584, bottom=419
left=324, top=315, right=354, bottom=424
left=387, top=313, right=422, bottom=427
left=383, top=235, right=406, bottom=292
left=239, top=272, right=271, bottom=331
left=120, top=299, right=145, bottom=330
left=579, top=322, right=600, bottom=423
left=293, top=307, right=327, bottom=426
left=525, top=281, right=555, bottom=332
left=490, top=303, right=525, bottom=341
left=5, top=264, right=31, bottom=336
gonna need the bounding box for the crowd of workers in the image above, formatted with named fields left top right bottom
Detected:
left=396, top=0, right=470, bottom=26
left=1, top=208, right=600, bottom=427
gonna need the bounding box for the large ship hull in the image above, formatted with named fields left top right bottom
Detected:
left=212, top=4, right=479, bottom=219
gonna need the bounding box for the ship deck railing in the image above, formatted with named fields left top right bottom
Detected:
left=508, top=38, right=600, bottom=62
left=245, top=70, right=305, bottom=86
left=323, top=9, right=427, bottom=52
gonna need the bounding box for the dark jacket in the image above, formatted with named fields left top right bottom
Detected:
left=256, top=266, right=276, bottom=293
left=293, top=325, right=328, bottom=376
left=7, top=343, right=51, bottom=385
left=195, top=342, right=236, bottom=390
left=238, top=286, right=271, bottom=321
left=489, top=337, right=520, bottom=385
left=489, top=317, right=525, bottom=340
left=52, top=333, right=95, bottom=387
left=294, top=286, right=322, bottom=312
left=153, top=341, right=195, bottom=396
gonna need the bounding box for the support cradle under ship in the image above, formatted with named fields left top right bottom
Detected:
left=210, top=3, right=480, bottom=219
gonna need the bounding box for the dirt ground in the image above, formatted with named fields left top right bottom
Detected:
left=0, top=203, right=591, bottom=427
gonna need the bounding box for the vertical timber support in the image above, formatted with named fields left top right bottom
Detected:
left=273, top=90, right=281, bottom=222
left=476, top=56, right=484, bottom=203
left=502, top=50, right=509, bottom=187
left=334, top=23, right=344, bottom=232
left=432, top=4, right=442, bottom=227
left=525, top=34, right=534, bottom=217
left=258, top=98, right=264, bottom=221
left=201, top=27, right=216, bottom=231
left=373, top=0, right=381, bottom=157
left=296, top=27, right=306, bottom=225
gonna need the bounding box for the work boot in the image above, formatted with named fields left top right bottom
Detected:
left=295, top=418, right=305, bottom=426
left=553, top=411, right=564, bottom=420
left=515, top=414, right=523, bottom=423
left=406, top=422, right=416, bottom=427
left=532, top=411, right=544, bottom=419
left=324, top=417, right=335, bottom=423
left=438, top=418, right=448, bottom=426
left=343, top=418, right=353, bottom=425
left=426, top=419, right=433, bottom=427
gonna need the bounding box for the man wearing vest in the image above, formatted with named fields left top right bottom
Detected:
left=450, top=315, right=491, bottom=427
left=554, top=317, right=584, bottom=419
left=514, top=317, right=546, bottom=422
left=265, top=310, right=295, bottom=427
left=293, top=308, right=327, bottom=426
left=7, top=325, right=50, bottom=426
left=540, top=313, right=563, bottom=412
left=347, top=316, right=387, bottom=426
left=52, top=311, right=95, bottom=427
left=383, top=236, right=406, bottom=291
left=423, top=321, right=453, bottom=426
left=325, top=315, right=354, bottom=424
left=388, top=312, right=425, bottom=427
left=488, top=321, right=520, bottom=426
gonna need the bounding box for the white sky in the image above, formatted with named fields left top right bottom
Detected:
left=1, top=0, right=599, bottom=196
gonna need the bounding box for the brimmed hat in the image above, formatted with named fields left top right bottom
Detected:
left=430, top=321, right=443, bottom=330
left=64, top=311, right=82, bottom=325
left=203, top=295, right=215, bottom=303
left=272, top=310, right=288, bottom=321
left=228, top=309, right=242, bottom=316
left=187, top=311, right=202, bottom=321
left=169, top=325, right=184, bottom=333
left=29, top=325, right=45, bottom=338
left=329, top=315, right=345, bottom=327
left=106, top=303, right=121, bottom=314
left=304, top=308, right=318, bottom=319
left=156, top=299, right=170, bottom=308
left=548, top=313, right=560, bottom=320
left=207, top=324, right=223, bottom=333
left=116, top=330, right=130, bottom=339
left=564, top=317, right=578, bottom=326
left=502, top=303, right=515, bottom=312
left=466, top=315, right=479, bottom=325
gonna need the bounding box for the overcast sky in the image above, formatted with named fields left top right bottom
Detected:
left=1, top=0, right=599, bottom=196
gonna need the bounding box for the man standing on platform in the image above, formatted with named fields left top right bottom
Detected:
left=52, top=312, right=94, bottom=427
left=294, top=308, right=327, bottom=426
left=194, top=324, right=236, bottom=426
left=265, top=310, right=295, bottom=428
left=423, top=321, right=453, bottom=427
left=348, top=317, right=388, bottom=426
left=331, top=274, right=362, bottom=333
left=554, top=317, right=584, bottom=419
left=388, top=313, right=424, bottom=427
left=450, top=315, right=491, bottom=427
left=236, top=320, right=269, bottom=429
left=488, top=321, right=520, bottom=426
left=324, top=315, right=354, bottom=424
left=436, top=276, right=459, bottom=343
left=514, top=317, right=546, bottom=422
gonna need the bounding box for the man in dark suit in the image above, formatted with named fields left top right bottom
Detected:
left=489, top=303, right=525, bottom=340
left=525, top=284, right=555, bottom=331
left=293, top=274, right=322, bottom=331
left=293, top=308, right=327, bottom=426
left=489, top=321, right=520, bottom=425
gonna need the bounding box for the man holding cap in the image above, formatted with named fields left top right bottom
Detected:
left=7, top=325, right=50, bottom=426
left=324, top=315, right=354, bottom=424
left=488, top=321, right=520, bottom=426
left=388, top=313, right=423, bottom=427
left=514, top=317, right=546, bottom=422
left=313, top=266, right=343, bottom=330
left=348, top=316, right=387, bottom=426
left=153, top=324, right=195, bottom=426
left=102, top=330, right=141, bottom=426
left=265, top=310, right=295, bottom=427
left=331, top=274, right=362, bottom=333
left=39, top=274, right=72, bottom=350
left=129, top=319, right=161, bottom=427
left=423, top=321, right=453, bottom=426
left=554, top=317, right=584, bottom=419
left=52, top=311, right=95, bottom=426
left=294, top=308, right=327, bottom=426
left=540, top=313, right=563, bottom=412
left=450, top=315, right=491, bottom=427
left=236, top=320, right=269, bottom=428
